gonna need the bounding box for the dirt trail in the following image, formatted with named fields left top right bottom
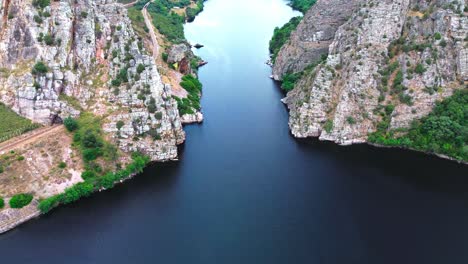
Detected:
left=122, top=0, right=139, bottom=8
left=0, top=125, right=64, bottom=154
left=142, top=1, right=160, bottom=60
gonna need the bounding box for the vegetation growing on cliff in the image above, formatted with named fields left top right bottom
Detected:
left=280, top=54, right=327, bottom=92
left=173, top=75, right=202, bottom=115
left=269, top=16, right=302, bottom=62
left=288, top=0, right=317, bottom=13
left=369, top=90, right=468, bottom=162
left=269, top=0, right=317, bottom=63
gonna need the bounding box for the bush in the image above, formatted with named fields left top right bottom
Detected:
left=81, top=170, right=97, bottom=181
left=9, top=193, right=33, bottom=208
left=434, top=32, right=442, bottom=40
left=116, top=120, right=125, bottom=130
left=43, top=34, right=54, bottom=45
left=63, top=116, right=78, bottom=131
left=347, top=116, right=356, bottom=125
left=31, top=61, right=48, bottom=75
left=0, top=197, right=4, bottom=208
left=415, top=63, right=426, bottom=74
left=281, top=72, right=302, bottom=92
left=32, top=0, right=50, bottom=8
left=137, top=64, right=146, bottom=74
left=58, top=161, right=67, bottom=169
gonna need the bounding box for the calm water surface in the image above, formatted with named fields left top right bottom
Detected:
left=1, top=0, right=468, bottom=263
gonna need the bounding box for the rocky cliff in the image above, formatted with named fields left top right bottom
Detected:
left=0, top=0, right=185, bottom=161
left=274, top=0, right=467, bottom=147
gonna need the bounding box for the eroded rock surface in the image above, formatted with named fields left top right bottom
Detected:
left=275, top=0, right=467, bottom=145
left=0, top=0, right=185, bottom=161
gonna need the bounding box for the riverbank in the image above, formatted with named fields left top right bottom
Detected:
left=0, top=0, right=207, bottom=235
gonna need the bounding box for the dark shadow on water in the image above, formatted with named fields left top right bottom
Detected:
left=295, top=137, right=468, bottom=194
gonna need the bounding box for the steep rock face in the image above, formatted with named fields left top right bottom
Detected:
left=272, top=0, right=365, bottom=80
left=277, top=0, right=467, bottom=145
left=0, top=0, right=185, bottom=161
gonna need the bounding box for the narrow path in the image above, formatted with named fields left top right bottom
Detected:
left=0, top=125, right=63, bottom=154
left=122, top=0, right=138, bottom=8
left=141, top=1, right=160, bottom=61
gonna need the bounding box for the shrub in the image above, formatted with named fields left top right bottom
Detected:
left=347, top=116, right=356, bottom=125
left=281, top=72, right=302, bottom=92
left=439, top=39, right=447, bottom=47
left=137, top=64, right=146, bottom=74
left=31, top=61, right=48, bottom=75
left=43, top=34, right=54, bottom=45
left=81, top=170, right=97, bottom=181
left=434, top=32, right=442, bottom=40
left=63, top=116, right=78, bottom=131
left=0, top=197, right=4, bottom=208
left=324, top=120, right=333, bottom=133
left=9, top=193, right=33, bottom=208
left=415, top=63, right=426, bottom=74
left=32, top=0, right=50, bottom=8
left=58, top=161, right=67, bottom=169
left=116, top=120, right=125, bottom=130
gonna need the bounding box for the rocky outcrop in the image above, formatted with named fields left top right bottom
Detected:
left=272, top=0, right=365, bottom=80
left=167, top=42, right=195, bottom=75
left=0, top=0, right=186, bottom=161
left=275, top=0, right=467, bottom=145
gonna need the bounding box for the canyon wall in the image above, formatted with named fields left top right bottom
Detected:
left=274, top=0, right=467, bottom=145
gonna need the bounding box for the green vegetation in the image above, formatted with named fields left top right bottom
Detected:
left=63, top=116, right=78, bottom=132
left=58, top=162, right=67, bottom=169
left=134, top=0, right=205, bottom=43
left=0, top=103, right=39, bottom=143
left=186, top=0, right=205, bottom=22
left=279, top=54, right=327, bottom=92
left=269, top=16, right=302, bottom=62
left=38, top=112, right=150, bottom=214
left=31, top=61, right=48, bottom=75
left=32, top=0, right=50, bottom=9
left=9, top=193, right=33, bottom=209
left=288, top=0, right=317, bottom=13
left=0, top=197, right=4, bottom=209
left=38, top=153, right=150, bottom=214
left=281, top=71, right=302, bottom=92
left=369, top=90, right=468, bottom=162
left=174, top=75, right=202, bottom=115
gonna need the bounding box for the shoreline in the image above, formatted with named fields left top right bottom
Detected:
left=0, top=0, right=207, bottom=235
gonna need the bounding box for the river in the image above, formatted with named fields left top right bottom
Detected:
left=1, top=0, right=468, bottom=263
